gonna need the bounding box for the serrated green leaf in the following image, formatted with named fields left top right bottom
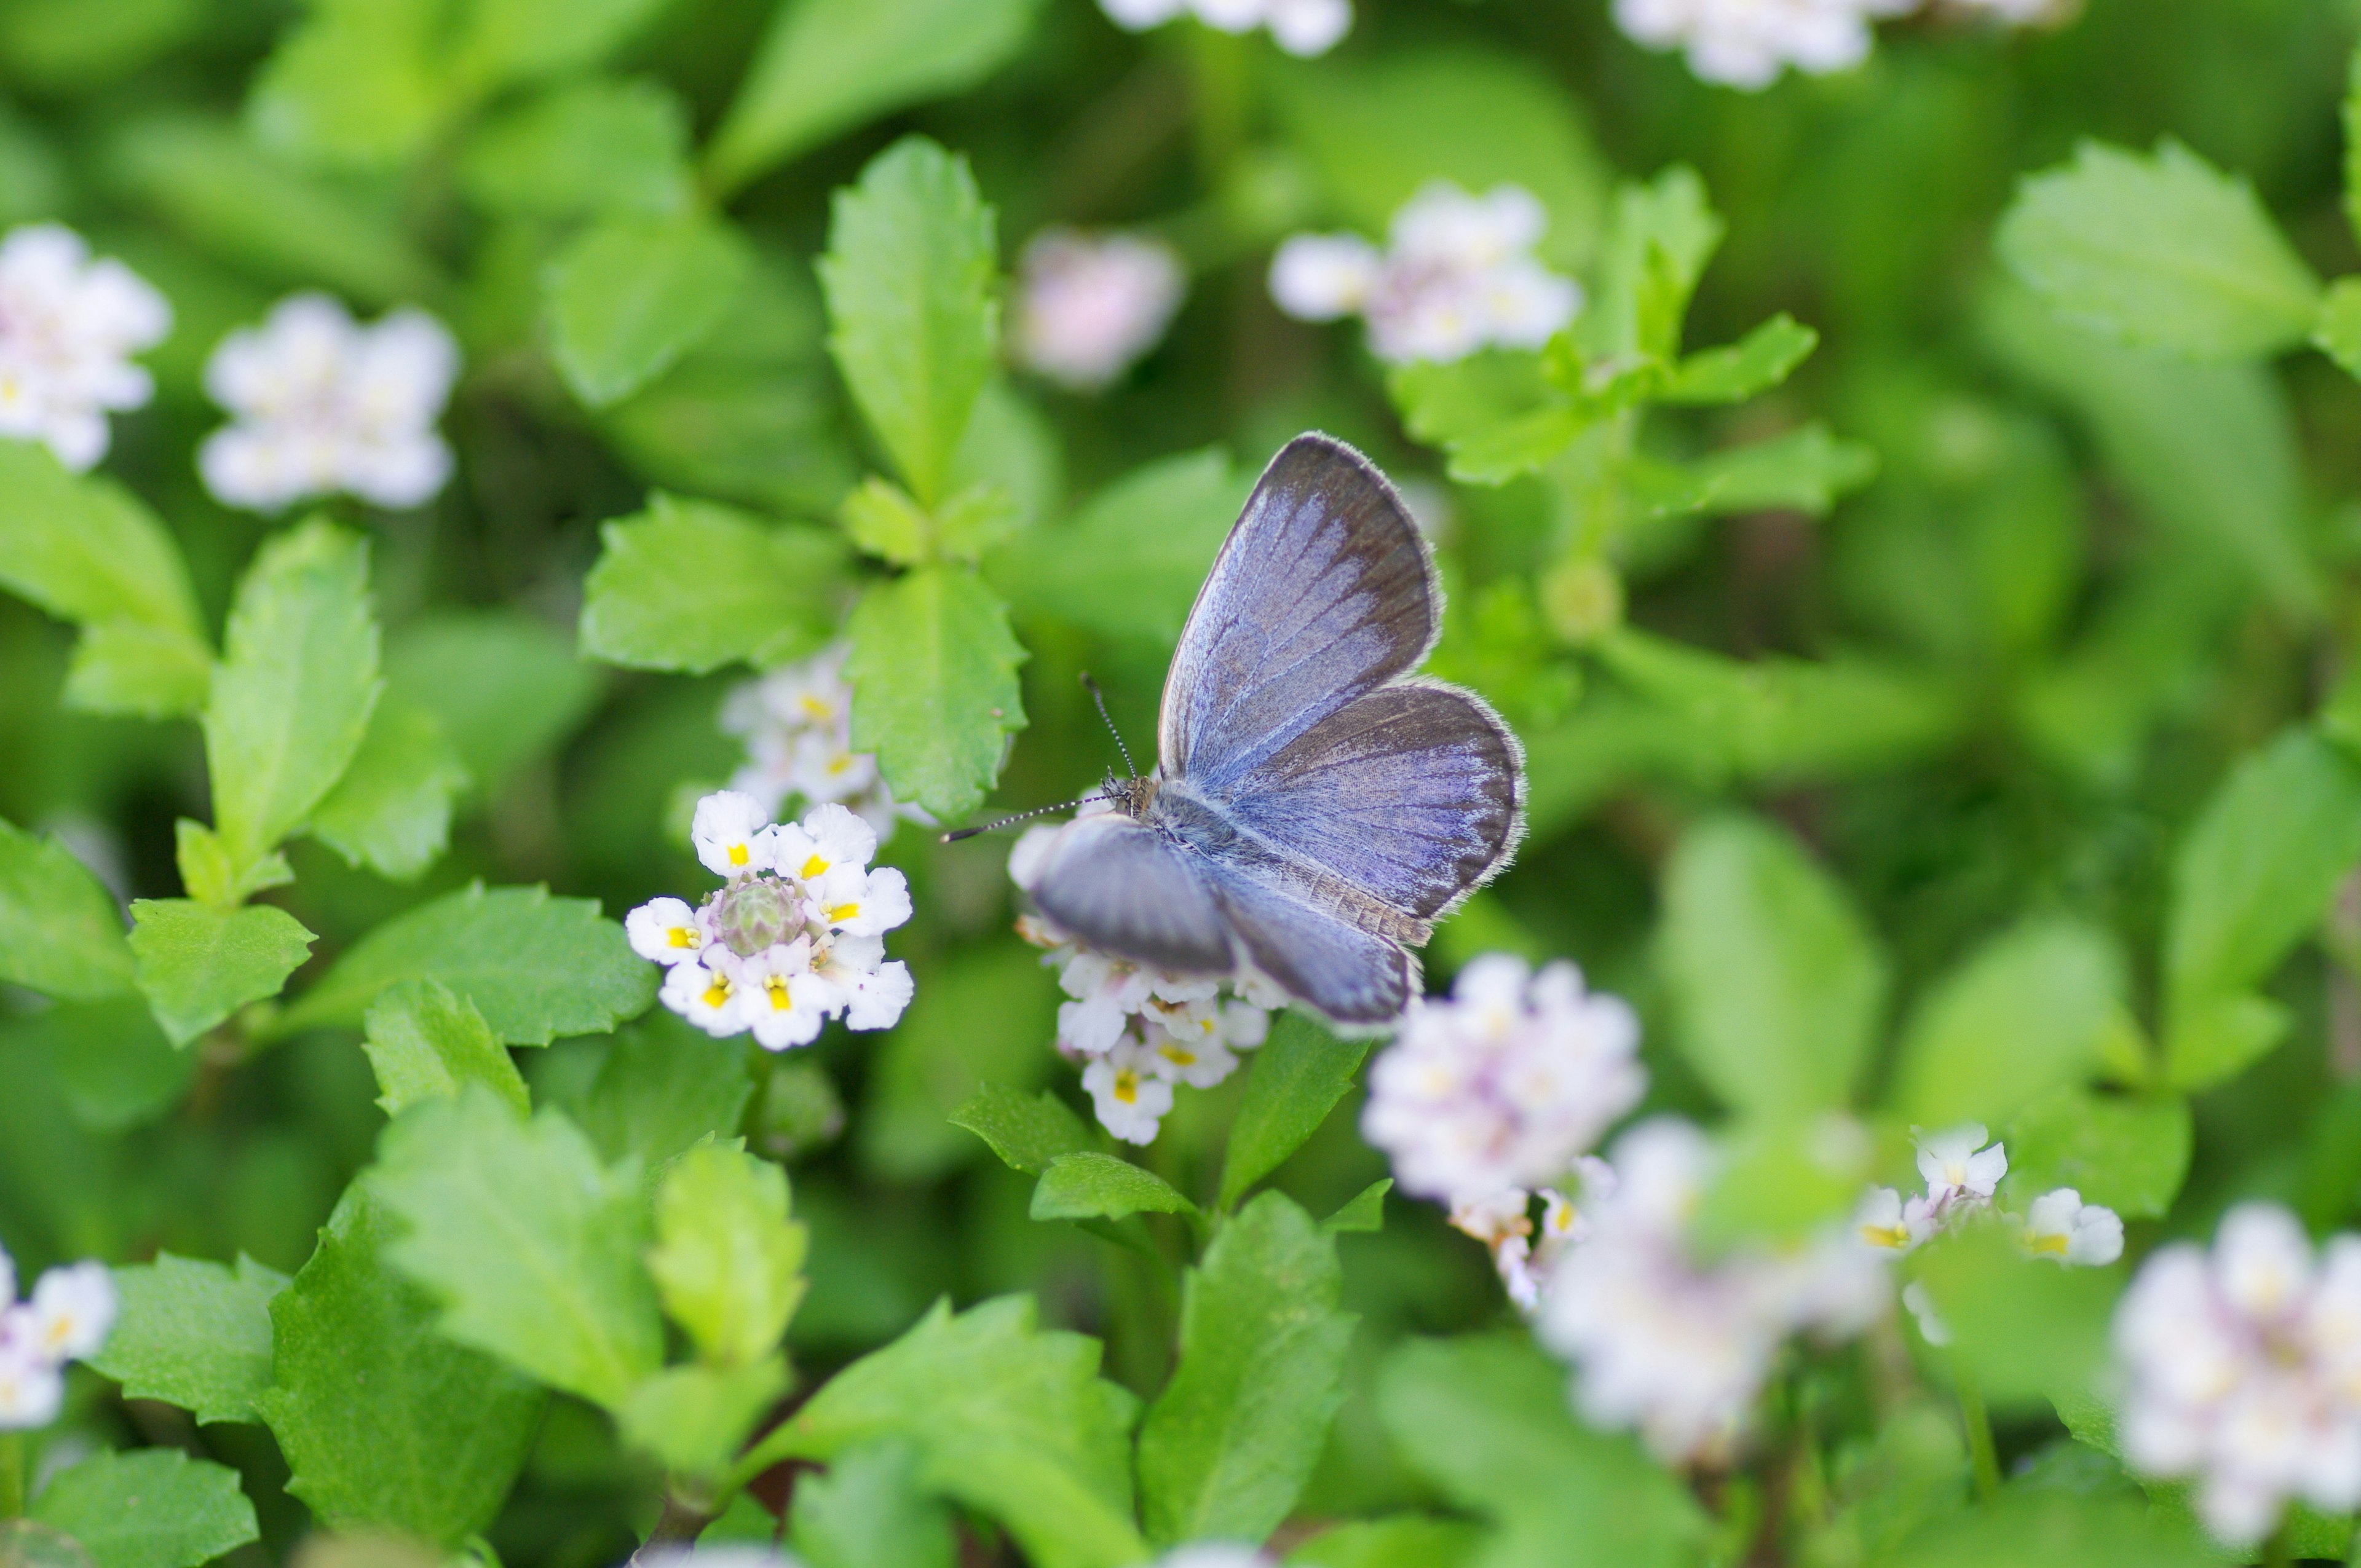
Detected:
left=547, top=215, right=751, bottom=408
left=383, top=610, right=603, bottom=794
left=820, top=137, right=999, bottom=505
left=1137, top=1191, right=1355, bottom=1547
left=129, top=899, right=315, bottom=1047
left=1640, top=424, right=1877, bottom=518
left=1658, top=816, right=1886, bottom=1118
left=578, top=492, right=850, bottom=676
left=305, top=695, right=469, bottom=881
left=1030, top=1152, right=1196, bottom=1223
left=256, top=1184, right=545, bottom=1546
left=0, top=817, right=133, bottom=1000
left=87, top=1253, right=287, bottom=1425
left=706, top=0, right=1040, bottom=198
left=949, top=1083, right=1091, bottom=1176
left=60, top=618, right=212, bottom=720
left=1886, top=918, right=2126, bottom=1129
left=2003, top=1089, right=2192, bottom=1221
left=171, top=820, right=291, bottom=911
left=840, top=476, right=935, bottom=567
left=1386, top=352, right=1579, bottom=486
left=990, top=449, right=1250, bottom=647
left=1998, top=140, right=2320, bottom=358
left=1378, top=1335, right=1709, bottom=1568
left=649, top=1143, right=808, bottom=1368
left=1285, top=1518, right=1484, bottom=1568
left=374, top=1088, right=663, bottom=1408
left=616, top=1356, right=790, bottom=1478
left=737, top=1295, right=1147, bottom=1568
left=460, top=77, right=689, bottom=221
left=1657, top=314, right=1818, bottom=404
left=789, top=1438, right=957, bottom=1568
left=1882, top=1488, right=2216, bottom=1568
left=27, top=1449, right=258, bottom=1568
left=1218, top=1012, right=1373, bottom=1211
left=845, top=566, right=1026, bottom=820
left=579, top=1007, right=754, bottom=1170
left=0, top=441, right=204, bottom=644
left=2312, top=276, right=2361, bottom=378
left=275, top=883, right=654, bottom=1045
left=205, top=519, right=381, bottom=875
left=1581, top=166, right=1724, bottom=362
left=1322, top=1178, right=1391, bottom=1234
left=361, top=978, right=529, bottom=1119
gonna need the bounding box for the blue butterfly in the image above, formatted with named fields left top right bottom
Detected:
left=1018, top=433, right=1525, bottom=1023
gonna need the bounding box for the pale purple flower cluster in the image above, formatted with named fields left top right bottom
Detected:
left=1012, top=230, right=1186, bottom=392
left=720, top=644, right=915, bottom=841
left=0, top=1244, right=116, bottom=1430
left=0, top=224, right=168, bottom=471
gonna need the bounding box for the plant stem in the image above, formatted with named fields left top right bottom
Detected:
left=0, top=1431, right=25, bottom=1519
left=2261, top=1522, right=2293, bottom=1568
left=628, top=1487, right=714, bottom=1566
left=1953, top=1368, right=2001, bottom=1500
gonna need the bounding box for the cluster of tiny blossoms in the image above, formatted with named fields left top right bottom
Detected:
left=0, top=1244, right=116, bottom=1429
left=2113, top=1204, right=2361, bottom=1548
left=1270, top=183, right=1582, bottom=365
left=628, top=792, right=913, bottom=1050
left=0, top=224, right=169, bottom=471
left=720, top=644, right=915, bottom=841
left=199, top=292, right=460, bottom=513
left=1098, top=0, right=1350, bottom=57
left=1615, top=0, right=2068, bottom=90
left=1011, top=230, right=1187, bottom=392
left=1009, top=813, right=1278, bottom=1144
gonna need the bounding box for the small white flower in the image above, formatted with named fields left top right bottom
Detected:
left=1268, top=235, right=1383, bottom=321
left=1058, top=949, right=1161, bottom=1056
left=1915, top=1123, right=2007, bottom=1208
left=626, top=897, right=710, bottom=966
left=663, top=948, right=748, bottom=1038
left=837, top=957, right=914, bottom=1032
left=2020, top=1188, right=2124, bottom=1266
left=199, top=293, right=457, bottom=511
left=1097, top=0, right=1350, bottom=55
left=721, top=647, right=912, bottom=840
left=25, top=1262, right=114, bottom=1363
left=1613, top=0, right=1913, bottom=89
left=1099, top=0, right=1187, bottom=25
left=737, top=942, right=837, bottom=1052
left=1854, top=1186, right=1935, bottom=1254
left=1942, top=0, right=2063, bottom=20
left=1263, top=0, right=1351, bottom=54
left=1142, top=1017, right=1240, bottom=1089
left=773, top=802, right=877, bottom=885
left=0, top=1328, right=63, bottom=1431
left=0, top=224, right=170, bottom=471
left=1144, top=1546, right=1273, bottom=1568
left=1013, top=230, right=1185, bottom=392
left=692, top=790, right=775, bottom=877
left=809, top=864, right=911, bottom=939
left=1082, top=1040, right=1176, bottom=1144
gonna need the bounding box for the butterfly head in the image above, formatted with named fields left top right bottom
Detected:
left=1107, top=770, right=1161, bottom=819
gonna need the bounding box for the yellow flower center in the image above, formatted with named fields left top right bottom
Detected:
left=801, top=853, right=829, bottom=878
left=1113, top=1069, right=1139, bottom=1105
left=702, top=975, right=732, bottom=1008
left=826, top=754, right=853, bottom=776
left=1158, top=1044, right=1197, bottom=1066
left=766, top=976, right=793, bottom=1011
left=799, top=695, right=835, bottom=722
left=1861, top=1224, right=1911, bottom=1250
left=828, top=902, right=860, bottom=923
left=727, top=843, right=749, bottom=867
left=2028, top=1232, right=2070, bottom=1256
left=666, top=925, right=700, bottom=948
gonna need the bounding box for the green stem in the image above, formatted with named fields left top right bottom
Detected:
left=0, top=1431, right=25, bottom=1519
left=1953, top=1368, right=2001, bottom=1500
left=2261, top=1522, right=2293, bottom=1568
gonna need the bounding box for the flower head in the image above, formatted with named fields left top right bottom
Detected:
left=199, top=293, right=458, bottom=511
left=721, top=647, right=913, bottom=840
left=1097, top=0, right=1349, bottom=56
left=1612, top=0, right=1916, bottom=90
left=1913, top=1122, right=2007, bottom=1210
left=626, top=897, right=710, bottom=967
left=1082, top=1040, right=1176, bottom=1145
left=2020, top=1188, right=2124, bottom=1266
left=1854, top=1186, right=1936, bottom=1255
left=692, top=790, right=775, bottom=877
left=0, top=1243, right=116, bottom=1431
left=1013, top=230, right=1186, bottom=391
left=0, top=224, right=170, bottom=471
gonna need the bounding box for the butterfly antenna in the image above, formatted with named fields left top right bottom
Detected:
left=939, top=793, right=1109, bottom=844
left=1078, top=671, right=1139, bottom=779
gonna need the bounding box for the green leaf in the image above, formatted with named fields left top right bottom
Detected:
left=649, top=1143, right=809, bottom=1368
left=304, top=695, right=469, bottom=881
left=1998, top=140, right=2321, bottom=359
left=27, top=1449, right=258, bottom=1568
left=128, top=899, right=315, bottom=1048
left=579, top=1007, right=755, bottom=1171
left=820, top=137, right=999, bottom=505
left=1881, top=1482, right=2213, bottom=1568
left=840, top=476, right=936, bottom=567
left=1030, top=1152, right=1197, bottom=1223
left=1137, top=1191, right=1356, bottom=1547
left=275, top=883, right=654, bottom=1046
left=578, top=492, right=850, bottom=675
left=360, top=979, right=530, bottom=1120
left=844, top=565, right=1027, bottom=821
left=204, top=520, right=381, bottom=875
left=1218, top=1012, right=1374, bottom=1210
left=2312, top=275, right=2361, bottom=378
left=2163, top=991, right=2290, bottom=1096
left=1378, top=1335, right=1709, bottom=1568
left=453, top=0, right=669, bottom=92
left=461, top=77, right=690, bottom=220
left=738, top=1295, right=1147, bottom=1568
left=2003, top=1089, right=2192, bottom=1221
left=1691, top=1115, right=1870, bottom=1254
left=617, top=1357, right=791, bottom=1478
left=256, top=1184, right=545, bottom=1546
left=949, top=1083, right=1091, bottom=1176
left=1323, top=1178, right=1391, bottom=1234
left=171, top=820, right=290, bottom=910
left=0, top=817, right=134, bottom=1000
left=1581, top=166, right=1725, bottom=363
left=1885, top=918, right=2127, bottom=1129
left=245, top=2, right=449, bottom=171
left=383, top=610, right=604, bottom=794
left=373, top=1088, right=664, bottom=1409
left=1286, top=1518, right=1484, bottom=1568
left=789, top=1439, right=958, bottom=1568
left=14, top=997, right=194, bottom=1131
left=1915, top=1224, right=2119, bottom=1408
left=706, top=0, right=1040, bottom=198
left=87, top=1253, right=287, bottom=1425
left=1642, top=424, right=1879, bottom=518
left=547, top=215, right=751, bottom=408
left=1657, top=315, right=1819, bottom=405
left=1657, top=816, right=1886, bottom=1117
left=61, top=618, right=213, bottom=720
left=991, top=449, right=1251, bottom=647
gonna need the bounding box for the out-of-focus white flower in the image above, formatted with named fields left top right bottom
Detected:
left=1535, top=1119, right=1889, bottom=1464
left=0, top=1242, right=116, bottom=1431
left=1612, top=0, right=1915, bottom=89
left=1270, top=184, right=1581, bottom=364
left=2114, top=1204, right=2361, bottom=1547
left=1915, top=1123, right=2007, bottom=1211
left=631, top=792, right=916, bottom=1048
left=722, top=645, right=916, bottom=841
left=1452, top=1172, right=1604, bottom=1312
left=1362, top=955, right=1645, bottom=1205
left=0, top=224, right=169, bottom=471
left=1942, top=0, right=2065, bottom=21
left=1855, top=1186, right=1936, bottom=1254
left=1082, top=1039, right=1176, bottom=1145
left=1142, top=1546, right=1274, bottom=1568
left=199, top=293, right=457, bottom=511
left=1097, top=0, right=1349, bottom=55
left=1900, top=1279, right=1951, bottom=1346
left=2020, top=1188, right=2124, bottom=1266
left=1013, top=230, right=1185, bottom=392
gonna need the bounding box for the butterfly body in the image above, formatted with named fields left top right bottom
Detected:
left=1026, top=433, right=1525, bottom=1023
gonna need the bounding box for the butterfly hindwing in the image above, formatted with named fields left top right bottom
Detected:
left=1207, top=864, right=1414, bottom=1024
left=1026, top=812, right=1233, bottom=973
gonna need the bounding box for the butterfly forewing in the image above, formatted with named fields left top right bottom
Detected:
left=1026, top=812, right=1233, bottom=973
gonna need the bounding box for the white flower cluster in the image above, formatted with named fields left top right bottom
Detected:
left=0, top=224, right=169, bottom=471
left=1537, top=1119, right=1890, bottom=1465
left=2114, top=1204, right=2361, bottom=1548
left=199, top=293, right=459, bottom=513
left=628, top=792, right=914, bottom=1050
left=0, top=1245, right=116, bottom=1429
left=721, top=644, right=914, bottom=841
left=1098, top=0, right=1350, bottom=57
left=1013, top=230, right=1187, bottom=393
left=1614, top=0, right=2066, bottom=90
left=1008, top=814, right=1277, bottom=1144
left=1270, top=183, right=1582, bottom=365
